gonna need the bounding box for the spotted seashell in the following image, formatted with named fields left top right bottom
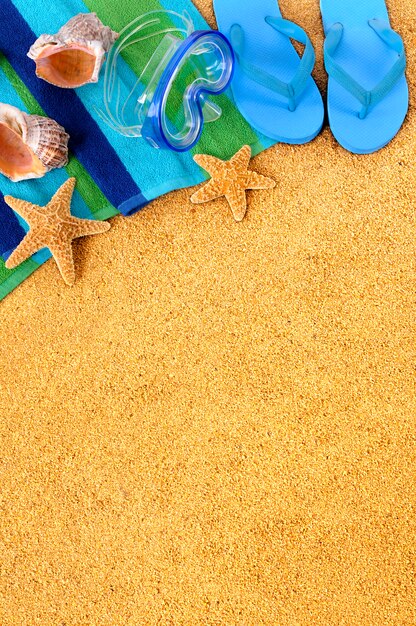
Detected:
left=0, top=103, right=69, bottom=182
left=28, top=13, right=119, bottom=89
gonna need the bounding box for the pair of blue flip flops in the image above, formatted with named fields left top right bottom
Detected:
left=214, top=0, right=408, bottom=154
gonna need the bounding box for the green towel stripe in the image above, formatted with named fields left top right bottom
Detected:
left=82, top=0, right=262, bottom=160
left=192, top=94, right=264, bottom=160
left=0, top=54, right=117, bottom=219
left=0, top=257, right=40, bottom=300
left=82, top=0, right=164, bottom=39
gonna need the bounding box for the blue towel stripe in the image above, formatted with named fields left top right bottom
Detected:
left=0, top=0, right=145, bottom=212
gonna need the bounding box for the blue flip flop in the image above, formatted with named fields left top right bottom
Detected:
left=321, top=0, right=408, bottom=154
left=213, top=0, right=324, bottom=144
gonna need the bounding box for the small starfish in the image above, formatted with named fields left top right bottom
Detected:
left=190, top=145, right=276, bottom=222
left=4, top=177, right=110, bottom=285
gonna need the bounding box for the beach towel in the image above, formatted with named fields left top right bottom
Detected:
left=0, top=0, right=277, bottom=301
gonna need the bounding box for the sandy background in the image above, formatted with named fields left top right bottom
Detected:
left=1, top=0, right=415, bottom=624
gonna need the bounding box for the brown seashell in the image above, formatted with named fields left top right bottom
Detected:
left=28, top=13, right=119, bottom=89
left=0, top=103, right=69, bottom=182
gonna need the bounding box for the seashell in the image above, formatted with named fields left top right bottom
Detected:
left=0, top=103, right=69, bottom=182
left=28, top=13, right=119, bottom=89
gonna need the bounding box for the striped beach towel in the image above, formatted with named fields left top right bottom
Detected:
left=0, top=0, right=276, bottom=301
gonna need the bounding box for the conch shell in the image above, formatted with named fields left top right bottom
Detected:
left=28, top=13, right=119, bottom=89
left=0, top=104, right=69, bottom=182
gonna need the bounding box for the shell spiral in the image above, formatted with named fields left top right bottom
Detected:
left=23, top=113, right=70, bottom=171
left=0, top=103, right=69, bottom=182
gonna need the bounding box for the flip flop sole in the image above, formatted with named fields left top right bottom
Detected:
left=213, top=0, right=324, bottom=144
left=321, top=0, right=409, bottom=154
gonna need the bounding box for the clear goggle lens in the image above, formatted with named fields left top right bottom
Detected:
left=98, top=11, right=234, bottom=151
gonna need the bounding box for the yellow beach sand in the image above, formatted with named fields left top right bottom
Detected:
left=0, top=0, right=415, bottom=623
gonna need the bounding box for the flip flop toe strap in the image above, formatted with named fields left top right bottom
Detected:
left=230, top=17, right=316, bottom=112
left=324, top=19, right=406, bottom=119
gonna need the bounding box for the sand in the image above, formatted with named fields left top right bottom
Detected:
left=0, top=0, right=415, bottom=624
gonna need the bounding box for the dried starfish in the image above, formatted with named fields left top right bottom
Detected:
left=5, top=177, right=110, bottom=285
left=191, top=145, right=276, bottom=222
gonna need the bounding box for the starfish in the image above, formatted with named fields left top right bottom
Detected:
left=4, top=177, right=110, bottom=285
left=190, top=145, right=276, bottom=222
